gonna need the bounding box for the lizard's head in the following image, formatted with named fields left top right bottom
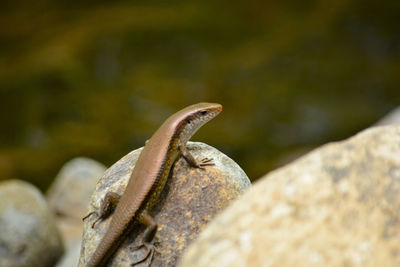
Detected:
left=178, top=102, right=222, bottom=143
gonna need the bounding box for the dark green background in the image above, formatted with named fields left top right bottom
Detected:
left=0, top=0, right=399, bottom=190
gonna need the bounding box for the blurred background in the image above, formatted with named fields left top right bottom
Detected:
left=0, top=0, right=399, bottom=191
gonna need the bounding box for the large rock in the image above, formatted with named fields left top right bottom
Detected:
left=79, top=142, right=250, bottom=267
left=0, top=180, right=64, bottom=267
left=179, top=125, right=400, bottom=267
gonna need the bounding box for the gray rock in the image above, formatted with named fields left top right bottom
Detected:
left=46, top=157, right=106, bottom=221
left=0, top=180, right=64, bottom=267
left=179, top=125, right=400, bottom=267
left=46, top=158, right=106, bottom=267
left=79, top=142, right=250, bottom=267
left=53, top=218, right=85, bottom=267
left=55, top=240, right=81, bottom=267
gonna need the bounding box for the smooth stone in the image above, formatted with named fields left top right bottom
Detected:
left=0, top=180, right=64, bottom=267
left=47, top=158, right=106, bottom=266
left=46, top=157, right=106, bottom=221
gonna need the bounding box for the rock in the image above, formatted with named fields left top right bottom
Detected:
left=47, top=157, right=106, bottom=246
left=46, top=157, right=106, bottom=221
left=79, top=142, right=250, bottom=267
left=373, top=106, right=400, bottom=126
left=52, top=217, right=87, bottom=267
left=0, top=180, right=64, bottom=267
left=55, top=240, right=81, bottom=267
left=179, top=125, right=400, bottom=267
left=46, top=158, right=106, bottom=267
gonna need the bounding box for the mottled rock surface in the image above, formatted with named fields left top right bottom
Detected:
left=79, top=142, right=250, bottom=267
left=0, top=180, right=64, bottom=267
left=179, top=125, right=400, bottom=267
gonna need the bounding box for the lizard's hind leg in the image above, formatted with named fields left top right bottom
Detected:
left=130, top=212, right=160, bottom=266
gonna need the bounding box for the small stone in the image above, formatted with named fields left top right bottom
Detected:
left=0, top=180, right=64, bottom=267
left=179, top=125, right=400, bottom=267
left=79, top=142, right=250, bottom=267
left=47, top=158, right=106, bottom=267
left=46, top=157, right=106, bottom=220
left=55, top=240, right=81, bottom=267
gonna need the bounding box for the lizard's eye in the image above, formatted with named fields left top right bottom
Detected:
left=200, top=111, right=207, bottom=115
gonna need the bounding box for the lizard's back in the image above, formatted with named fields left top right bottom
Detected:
left=87, top=118, right=179, bottom=267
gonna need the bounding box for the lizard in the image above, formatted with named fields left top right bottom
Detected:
left=82, top=102, right=223, bottom=267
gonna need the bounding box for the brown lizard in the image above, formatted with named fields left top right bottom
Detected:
left=83, top=102, right=222, bottom=266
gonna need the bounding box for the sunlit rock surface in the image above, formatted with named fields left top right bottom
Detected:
left=179, top=125, right=400, bottom=267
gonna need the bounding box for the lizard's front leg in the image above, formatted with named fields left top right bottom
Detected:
left=179, top=144, right=214, bottom=168
left=82, top=191, right=121, bottom=228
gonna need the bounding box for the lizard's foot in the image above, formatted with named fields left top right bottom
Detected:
left=130, top=242, right=160, bottom=266
left=82, top=192, right=121, bottom=229
left=198, top=157, right=214, bottom=168
left=82, top=211, right=101, bottom=229
left=82, top=211, right=95, bottom=221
